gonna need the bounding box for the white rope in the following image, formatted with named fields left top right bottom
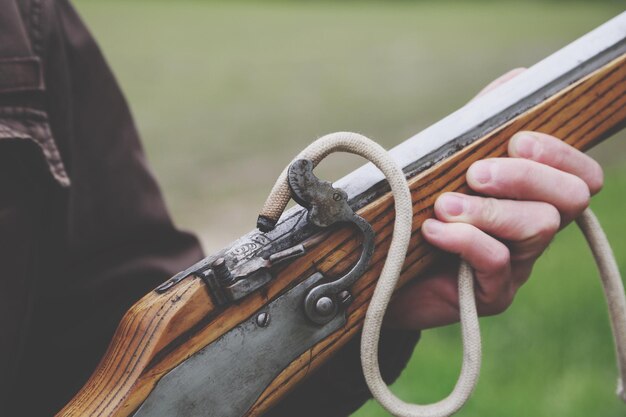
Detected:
left=576, top=209, right=626, bottom=402
left=260, top=132, right=480, bottom=416
left=259, top=131, right=626, bottom=417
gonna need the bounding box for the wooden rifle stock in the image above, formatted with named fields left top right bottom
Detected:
left=59, top=14, right=626, bottom=417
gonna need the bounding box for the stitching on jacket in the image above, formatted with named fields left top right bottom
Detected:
left=29, top=0, right=43, bottom=55
left=0, top=107, right=70, bottom=187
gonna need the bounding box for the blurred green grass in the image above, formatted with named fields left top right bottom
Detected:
left=74, top=1, right=626, bottom=416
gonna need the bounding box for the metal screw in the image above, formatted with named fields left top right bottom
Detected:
left=315, top=296, right=335, bottom=316
left=213, top=257, right=233, bottom=284
left=256, top=312, right=270, bottom=327
left=338, top=290, right=353, bottom=307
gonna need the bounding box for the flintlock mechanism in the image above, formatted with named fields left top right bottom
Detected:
left=134, top=158, right=376, bottom=416
left=155, top=158, right=375, bottom=326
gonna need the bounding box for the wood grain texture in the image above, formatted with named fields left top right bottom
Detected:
left=58, top=53, right=626, bottom=417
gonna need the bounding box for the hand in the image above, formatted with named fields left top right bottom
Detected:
left=385, top=70, right=604, bottom=330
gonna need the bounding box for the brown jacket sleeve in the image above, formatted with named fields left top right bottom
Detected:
left=0, top=146, right=48, bottom=414
left=0, top=1, right=420, bottom=416
left=1, top=1, right=203, bottom=415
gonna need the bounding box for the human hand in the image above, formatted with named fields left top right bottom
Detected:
left=385, top=70, right=604, bottom=330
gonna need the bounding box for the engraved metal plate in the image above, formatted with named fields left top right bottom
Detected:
left=133, top=273, right=346, bottom=417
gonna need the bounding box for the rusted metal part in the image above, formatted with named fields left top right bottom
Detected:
left=288, top=159, right=375, bottom=325
left=212, top=258, right=234, bottom=284
left=288, top=159, right=355, bottom=227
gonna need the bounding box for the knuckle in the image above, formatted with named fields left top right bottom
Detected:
left=569, top=177, right=591, bottom=214
left=480, top=285, right=501, bottom=307
left=477, top=282, right=500, bottom=307
left=480, top=289, right=514, bottom=316
left=489, top=244, right=511, bottom=272
left=537, top=204, right=561, bottom=240
left=479, top=293, right=499, bottom=310
left=481, top=197, right=500, bottom=226
left=589, top=161, right=604, bottom=194
left=456, top=223, right=474, bottom=242
left=508, top=162, right=534, bottom=199
left=512, top=206, right=559, bottom=262
left=475, top=247, right=511, bottom=314
left=547, top=142, right=568, bottom=166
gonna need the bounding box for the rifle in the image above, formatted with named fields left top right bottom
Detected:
left=58, top=12, right=626, bottom=417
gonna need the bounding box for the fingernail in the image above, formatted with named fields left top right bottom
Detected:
left=440, top=194, right=465, bottom=216
left=468, top=160, right=492, bottom=184
left=422, top=219, right=442, bottom=235
left=511, top=132, right=539, bottom=158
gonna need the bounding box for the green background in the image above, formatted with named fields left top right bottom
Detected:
left=74, top=1, right=626, bottom=416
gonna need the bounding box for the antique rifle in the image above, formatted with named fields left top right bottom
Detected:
left=59, top=12, right=626, bottom=417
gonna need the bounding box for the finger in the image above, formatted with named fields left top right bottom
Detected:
left=467, top=158, right=590, bottom=223
left=471, top=67, right=527, bottom=100
left=508, top=131, right=603, bottom=194
left=422, top=219, right=510, bottom=274
left=434, top=192, right=560, bottom=262
left=422, top=219, right=513, bottom=314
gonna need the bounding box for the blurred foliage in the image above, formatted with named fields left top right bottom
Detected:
left=74, top=1, right=625, bottom=416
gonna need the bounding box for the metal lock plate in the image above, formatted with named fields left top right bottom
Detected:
left=133, top=272, right=346, bottom=417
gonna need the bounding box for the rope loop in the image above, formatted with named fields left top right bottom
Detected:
left=260, top=132, right=626, bottom=416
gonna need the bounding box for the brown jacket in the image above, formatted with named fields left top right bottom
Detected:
left=0, top=0, right=418, bottom=415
